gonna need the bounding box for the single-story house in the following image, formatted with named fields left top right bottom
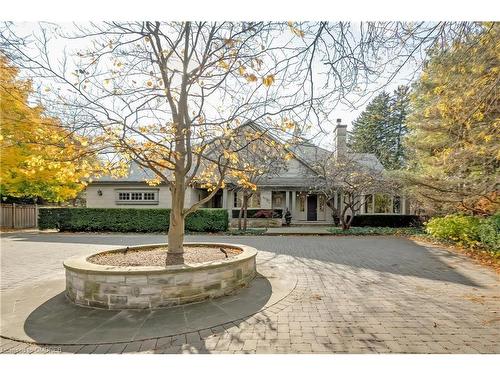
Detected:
left=86, top=120, right=411, bottom=226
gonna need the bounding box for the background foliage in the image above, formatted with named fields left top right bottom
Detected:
left=404, top=23, right=499, bottom=215
left=0, top=56, right=97, bottom=202
left=425, top=213, right=500, bottom=253
left=349, top=86, right=410, bottom=170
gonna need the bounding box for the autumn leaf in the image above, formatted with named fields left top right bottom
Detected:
left=0, top=56, right=99, bottom=202
left=223, top=38, right=236, bottom=48
left=246, top=74, right=257, bottom=83
left=287, top=22, right=305, bottom=38
left=262, top=75, right=275, bottom=87
left=218, top=60, right=229, bottom=70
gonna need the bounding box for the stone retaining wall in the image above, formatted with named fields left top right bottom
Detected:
left=64, top=243, right=257, bottom=309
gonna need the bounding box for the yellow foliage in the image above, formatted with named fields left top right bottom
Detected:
left=0, top=56, right=99, bottom=202
left=246, top=74, right=257, bottom=83
left=406, top=23, right=500, bottom=215
left=262, top=75, right=275, bottom=87
left=287, top=22, right=305, bottom=38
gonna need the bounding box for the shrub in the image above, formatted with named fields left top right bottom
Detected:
left=184, top=209, right=228, bottom=232
left=38, top=208, right=228, bottom=233
left=231, top=209, right=282, bottom=219
left=477, top=214, right=500, bottom=251
left=349, top=215, right=422, bottom=228
left=328, top=227, right=424, bottom=236
left=254, top=210, right=273, bottom=218
left=425, top=213, right=499, bottom=252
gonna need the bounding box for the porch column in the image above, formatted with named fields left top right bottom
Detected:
left=222, top=188, right=231, bottom=220
left=291, top=191, right=296, bottom=217
left=285, top=190, right=290, bottom=211
left=222, top=188, right=228, bottom=208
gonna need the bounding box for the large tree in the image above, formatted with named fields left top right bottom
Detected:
left=349, top=86, right=410, bottom=170
left=404, top=23, right=500, bottom=215
left=0, top=55, right=98, bottom=202
left=0, top=21, right=480, bottom=254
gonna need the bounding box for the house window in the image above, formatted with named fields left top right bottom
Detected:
left=131, top=192, right=142, bottom=200
left=319, top=195, right=325, bottom=211
left=144, top=192, right=156, bottom=201
left=393, top=196, right=401, bottom=214
left=374, top=194, right=391, bottom=213
left=299, top=194, right=305, bottom=212
left=118, top=192, right=130, bottom=201
left=116, top=190, right=158, bottom=205
left=364, top=194, right=373, bottom=213
left=234, top=191, right=261, bottom=208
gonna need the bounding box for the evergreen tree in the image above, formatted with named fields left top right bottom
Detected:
left=404, top=23, right=499, bottom=215
left=389, top=85, right=411, bottom=169
left=349, top=87, right=410, bottom=170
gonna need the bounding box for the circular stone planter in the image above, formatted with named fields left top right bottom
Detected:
left=63, top=243, right=257, bottom=310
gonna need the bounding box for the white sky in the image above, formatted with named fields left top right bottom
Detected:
left=8, top=21, right=427, bottom=152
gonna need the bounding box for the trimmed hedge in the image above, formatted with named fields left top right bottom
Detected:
left=38, top=208, right=228, bottom=233
left=349, top=214, right=422, bottom=228
left=425, top=213, right=499, bottom=252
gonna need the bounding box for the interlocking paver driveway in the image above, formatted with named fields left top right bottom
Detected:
left=1, top=232, right=499, bottom=353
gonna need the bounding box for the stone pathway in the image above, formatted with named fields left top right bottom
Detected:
left=1, top=233, right=499, bottom=353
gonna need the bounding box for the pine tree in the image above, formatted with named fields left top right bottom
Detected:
left=388, top=85, right=411, bottom=169
left=404, top=23, right=499, bottom=215
left=349, top=87, right=410, bottom=170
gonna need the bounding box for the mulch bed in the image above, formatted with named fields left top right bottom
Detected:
left=88, top=246, right=242, bottom=267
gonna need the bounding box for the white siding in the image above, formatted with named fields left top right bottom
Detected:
left=260, top=190, right=272, bottom=209
left=86, top=185, right=201, bottom=209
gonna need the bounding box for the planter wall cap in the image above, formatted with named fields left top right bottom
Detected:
left=63, top=242, right=257, bottom=275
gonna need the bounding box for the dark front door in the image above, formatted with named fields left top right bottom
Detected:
left=307, top=194, right=317, bottom=221
left=211, top=191, right=223, bottom=208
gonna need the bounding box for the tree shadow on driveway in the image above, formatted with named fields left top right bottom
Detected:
left=2, top=233, right=491, bottom=288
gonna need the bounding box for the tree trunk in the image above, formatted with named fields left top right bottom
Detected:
left=326, top=197, right=339, bottom=225
left=242, top=194, right=249, bottom=231
left=238, top=201, right=243, bottom=230
left=340, top=205, right=351, bottom=230
left=237, top=210, right=243, bottom=230
left=168, top=177, right=186, bottom=254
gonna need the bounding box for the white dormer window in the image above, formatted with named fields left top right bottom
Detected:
left=116, top=189, right=159, bottom=205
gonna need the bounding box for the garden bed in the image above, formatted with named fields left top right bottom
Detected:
left=327, top=226, right=424, bottom=236
left=64, top=242, right=257, bottom=309
left=88, top=245, right=241, bottom=266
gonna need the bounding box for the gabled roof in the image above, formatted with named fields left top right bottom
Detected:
left=95, top=162, right=161, bottom=184
left=92, top=121, right=385, bottom=185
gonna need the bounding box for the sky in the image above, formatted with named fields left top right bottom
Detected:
left=7, top=21, right=426, bottom=150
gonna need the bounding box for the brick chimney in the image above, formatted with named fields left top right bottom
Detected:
left=334, top=118, right=347, bottom=158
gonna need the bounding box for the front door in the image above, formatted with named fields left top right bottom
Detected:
left=307, top=194, right=317, bottom=221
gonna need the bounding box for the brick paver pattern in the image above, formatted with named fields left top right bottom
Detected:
left=1, top=233, right=499, bottom=354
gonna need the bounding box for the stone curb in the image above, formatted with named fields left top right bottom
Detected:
left=63, top=242, right=257, bottom=275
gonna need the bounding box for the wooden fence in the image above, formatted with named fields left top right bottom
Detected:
left=0, top=203, right=38, bottom=229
